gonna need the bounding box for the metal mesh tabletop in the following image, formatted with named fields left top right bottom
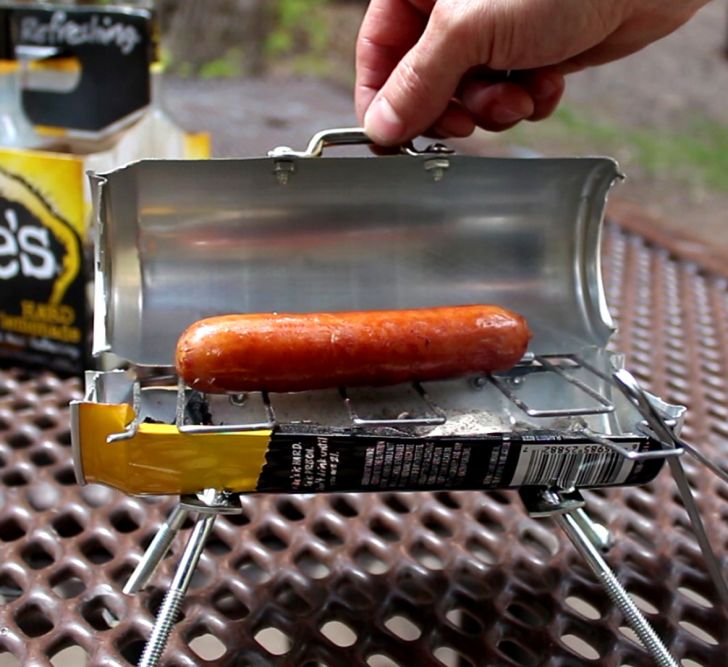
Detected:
left=0, top=215, right=726, bottom=667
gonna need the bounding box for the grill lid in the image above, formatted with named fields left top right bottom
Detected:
left=91, top=128, right=622, bottom=366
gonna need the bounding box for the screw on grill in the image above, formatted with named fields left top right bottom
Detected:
left=138, top=513, right=216, bottom=667
left=135, top=491, right=242, bottom=667
left=124, top=504, right=190, bottom=595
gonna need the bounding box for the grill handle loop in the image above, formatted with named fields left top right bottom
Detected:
left=267, top=126, right=455, bottom=159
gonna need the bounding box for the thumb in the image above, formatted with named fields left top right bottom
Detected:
left=364, top=16, right=472, bottom=146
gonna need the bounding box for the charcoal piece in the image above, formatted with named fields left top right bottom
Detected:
left=142, top=417, right=167, bottom=425
left=185, top=392, right=213, bottom=426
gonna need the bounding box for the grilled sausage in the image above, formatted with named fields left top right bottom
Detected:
left=176, top=305, right=531, bottom=393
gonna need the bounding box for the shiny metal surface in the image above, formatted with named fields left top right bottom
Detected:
left=123, top=504, right=189, bottom=595
left=138, top=512, right=217, bottom=667
left=94, top=154, right=621, bottom=366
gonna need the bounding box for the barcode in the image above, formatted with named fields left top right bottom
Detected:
left=510, top=443, right=638, bottom=488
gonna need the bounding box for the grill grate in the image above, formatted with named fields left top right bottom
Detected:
left=0, top=218, right=726, bottom=666
left=101, top=349, right=681, bottom=472
left=109, top=354, right=627, bottom=436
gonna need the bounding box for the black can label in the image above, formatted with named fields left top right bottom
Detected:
left=10, top=6, right=153, bottom=132
left=256, top=432, right=664, bottom=493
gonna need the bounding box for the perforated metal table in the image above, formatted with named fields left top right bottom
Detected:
left=0, top=209, right=726, bottom=667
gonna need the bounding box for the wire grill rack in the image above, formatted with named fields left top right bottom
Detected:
left=100, top=349, right=683, bottom=477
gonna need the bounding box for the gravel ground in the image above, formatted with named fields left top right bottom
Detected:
left=538, top=0, right=728, bottom=252
left=164, top=0, right=728, bottom=253
left=166, top=77, right=358, bottom=157
left=564, top=0, right=728, bottom=129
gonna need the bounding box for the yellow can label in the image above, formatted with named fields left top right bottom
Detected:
left=0, top=148, right=86, bottom=372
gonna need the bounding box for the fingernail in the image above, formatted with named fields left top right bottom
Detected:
left=491, top=105, right=526, bottom=125
left=364, top=97, right=405, bottom=145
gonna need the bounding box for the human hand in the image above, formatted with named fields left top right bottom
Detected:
left=355, top=0, right=709, bottom=145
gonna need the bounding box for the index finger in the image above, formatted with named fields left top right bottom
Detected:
left=355, top=0, right=430, bottom=123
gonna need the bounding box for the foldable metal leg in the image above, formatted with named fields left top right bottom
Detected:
left=613, top=369, right=728, bottom=611
left=124, top=504, right=190, bottom=595
left=127, top=491, right=242, bottom=667
left=555, top=509, right=678, bottom=667
left=522, top=489, right=679, bottom=667
left=570, top=507, right=614, bottom=552
left=137, top=512, right=217, bottom=667
left=667, top=456, right=728, bottom=612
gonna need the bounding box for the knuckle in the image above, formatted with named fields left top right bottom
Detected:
left=487, top=7, right=528, bottom=69
left=430, top=0, right=529, bottom=69
left=394, top=56, right=432, bottom=102
left=430, top=1, right=480, bottom=63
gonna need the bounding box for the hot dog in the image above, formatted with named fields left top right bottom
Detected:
left=175, top=305, right=531, bottom=393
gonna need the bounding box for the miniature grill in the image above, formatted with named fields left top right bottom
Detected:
left=83, top=349, right=678, bottom=496
left=72, top=128, right=686, bottom=497
left=71, top=128, right=728, bottom=667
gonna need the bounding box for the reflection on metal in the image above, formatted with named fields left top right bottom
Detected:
left=94, top=131, right=620, bottom=365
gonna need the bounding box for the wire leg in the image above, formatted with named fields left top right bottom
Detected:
left=555, top=509, right=679, bottom=667
left=124, top=504, right=190, bottom=595
left=137, top=512, right=216, bottom=667
left=667, top=456, right=728, bottom=611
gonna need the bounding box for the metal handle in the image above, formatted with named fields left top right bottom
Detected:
left=268, top=127, right=372, bottom=158
left=304, top=127, right=373, bottom=157
left=268, top=127, right=455, bottom=159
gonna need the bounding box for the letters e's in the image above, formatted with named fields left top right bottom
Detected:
left=0, top=205, right=57, bottom=280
